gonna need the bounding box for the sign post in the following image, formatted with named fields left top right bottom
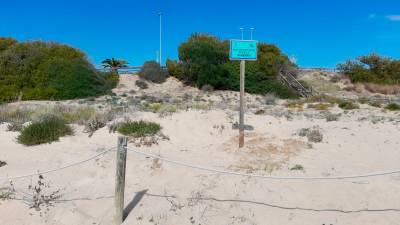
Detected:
left=230, top=40, right=257, bottom=148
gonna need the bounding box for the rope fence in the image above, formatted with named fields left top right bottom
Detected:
left=2, top=136, right=400, bottom=224
left=3, top=144, right=400, bottom=182
left=127, top=148, right=400, bottom=180
left=0, top=147, right=116, bottom=181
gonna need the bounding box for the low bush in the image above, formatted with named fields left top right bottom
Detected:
left=337, top=54, right=400, bottom=85
left=290, top=164, right=304, bottom=171
left=17, top=114, right=73, bottom=146
left=338, top=101, right=359, bottom=110
left=368, top=101, right=382, bottom=108
left=83, top=114, right=109, bottom=137
left=117, top=120, right=161, bottom=137
left=138, top=61, right=168, bottom=83
left=385, top=103, right=400, bottom=111
left=298, top=127, right=323, bottom=143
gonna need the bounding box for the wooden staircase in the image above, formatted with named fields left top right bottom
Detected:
left=279, top=70, right=317, bottom=98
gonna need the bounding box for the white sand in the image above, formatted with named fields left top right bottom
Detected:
left=1, top=75, right=400, bottom=225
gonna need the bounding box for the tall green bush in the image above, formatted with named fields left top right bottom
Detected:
left=0, top=39, right=118, bottom=102
left=167, top=33, right=298, bottom=98
left=337, top=54, right=400, bottom=84
left=139, top=61, right=168, bottom=83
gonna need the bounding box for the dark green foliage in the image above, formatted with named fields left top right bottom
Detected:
left=117, top=120, right=161, bottom=137
left=168, top=33, right=298, bottom=98
left=337, top=54, right=400, bottom=84
left=0, top=39, right=117, bottom=102
left=0, top=37, right=17, bottom=52
left=338, top=101, right=359, bottom=110
left=139, top=61, right=168, bottom=83
left=166, top=59, right=184, bottom=80
left=103, top=72, right=119, bottom=89
left=17, top=114, right=73, bottom=146
left=385, top=103, right=400, bottom=111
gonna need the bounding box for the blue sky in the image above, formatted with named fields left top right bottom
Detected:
left=1, top=0, right=400, bottom=68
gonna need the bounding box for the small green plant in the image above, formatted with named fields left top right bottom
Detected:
left=0, top=183, right=15, bottom=201
left=17, top=114, right=73, bottom=146
left=298, top=127, right=323, bottom=143
left=117, top=120, right=161, bottom=137
left=84, top=114, right=109, bottom=137
left=385, top=103, right=400, bottom=111
left=313, top=103, right=331, bottom=110
left=368, top=101, right=382, bottom=108
left=290, top=164, right=304, bottom=171
left=28, top=175, right=63, bottom=211
left=136, top=79, right=149, bottom=89
left=338, top=101, right=359, bottom=110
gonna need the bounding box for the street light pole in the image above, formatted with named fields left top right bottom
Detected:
left=250, top=28, right=255, bottom=40
left=158, top=12, right=162, bottom=66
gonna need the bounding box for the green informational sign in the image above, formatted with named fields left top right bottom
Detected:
left=230, top=40, right=258, bottom=61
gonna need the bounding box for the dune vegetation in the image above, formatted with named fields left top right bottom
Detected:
left=0, top=37, right=118, bottom=102
left=166, top=33, right=298, bottom=99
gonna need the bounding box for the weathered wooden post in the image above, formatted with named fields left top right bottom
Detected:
left=229, top=39, right=258, bottom=148
left=239, top=60, right=246, bottom=147
left=115, top=136, right=128, bottom=224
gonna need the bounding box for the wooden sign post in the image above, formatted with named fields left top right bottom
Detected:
left=115, top=136, right=128, bottom=224
left=230, top=40, right=258, bottom=148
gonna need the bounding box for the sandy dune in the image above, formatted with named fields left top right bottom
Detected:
left=1, top=75, right=400, bottom=225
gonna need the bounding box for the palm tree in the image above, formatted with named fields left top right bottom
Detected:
left=101, top=58, right=128, bottom=73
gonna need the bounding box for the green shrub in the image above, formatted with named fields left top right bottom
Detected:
left=103, top=72, right=119, bottom=89
left=0, top=37, right=17, bottom=52
left=117, top=121, right=161, bottom=137
left=17, top=114, right=73, bottom=146
left=385, top=103, right=400, bottom=111
left=290, top=164, right=304, bottom=171
left=169, top=33, right=298, bottom=98
left=338, top=101, right=359, bottom=110
left=337, top=54, right=400, bottom=85
left=368, top=101, right=382, bottom=108
left=139, top=61, right=168, bottom=83
left=0, top=39, right=115, bottom=102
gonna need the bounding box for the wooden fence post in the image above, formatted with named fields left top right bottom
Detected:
left=115, top=136, right=128, bottom=224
